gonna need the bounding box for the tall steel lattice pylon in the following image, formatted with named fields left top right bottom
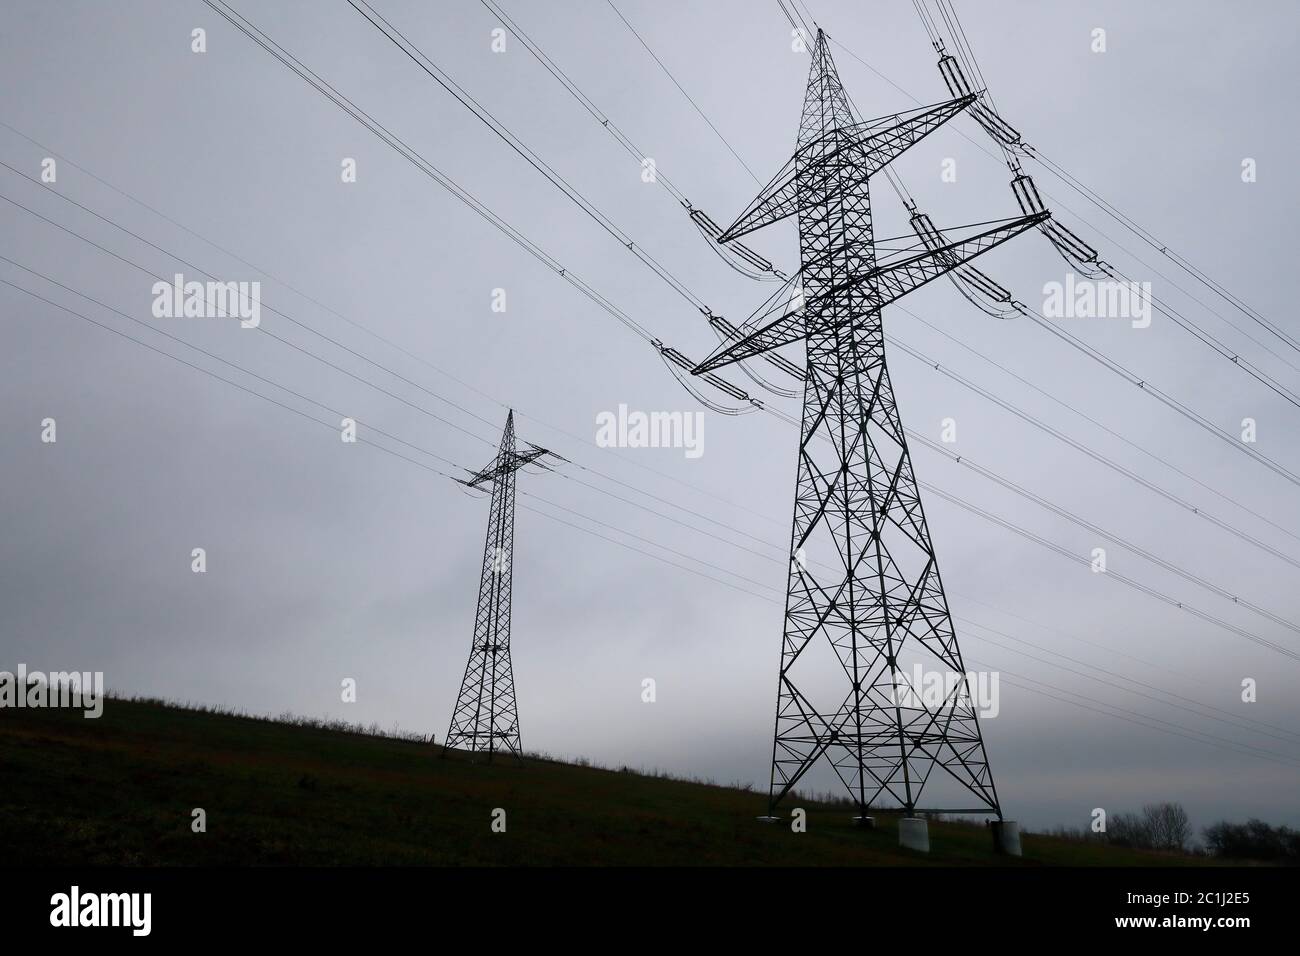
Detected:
left=693, top=31, right=1048, bottom=818
left=444, top=410, right=559, bottom=761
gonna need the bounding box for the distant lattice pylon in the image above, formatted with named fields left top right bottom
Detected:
left=444, top=410, right=560, bottom=761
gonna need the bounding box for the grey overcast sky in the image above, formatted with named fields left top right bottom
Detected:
left=2, top=0, right=1298, bottom=832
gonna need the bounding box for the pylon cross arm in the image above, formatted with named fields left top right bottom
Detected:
left=460, top=443, right=559, bottom=489
left=804, top=92, right=978, bottom=189
left=717, top=93, right=978, bottom=244
left=715, top=156, right=801, bottom=244
left=510, top=444, right=559, bottom=472
left=858, top=210, right=1049, bottom=306
left=691, top=211, right=1048, bottom=374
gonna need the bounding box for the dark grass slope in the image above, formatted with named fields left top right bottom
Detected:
left=0, top=698, right=1209, bottom=866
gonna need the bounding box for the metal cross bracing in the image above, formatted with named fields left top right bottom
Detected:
left=444, top=410, right=559, bottom=761
left=694, top=31, right=1046, bottom=818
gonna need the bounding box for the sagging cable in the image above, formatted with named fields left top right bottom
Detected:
left=690, top=208, right=787, bottom=281
left=706, top=312, right=802, bottom=398
left=910, top=210, right=1026, bottom=320
left=1010, top=168, right=1109, bottom=279
left=655, top=340, right=765, bottom=415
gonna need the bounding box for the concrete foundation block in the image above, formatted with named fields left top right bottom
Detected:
left=991, top=820, right=1022, bottom=856
left=899, top=816, right=930, bottom=852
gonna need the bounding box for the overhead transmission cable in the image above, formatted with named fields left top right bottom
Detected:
left=349, top=0, right=706, bottom=315
left=588, top=1, right=1300, bottom=502
left=185, top=2, right=1300, bottom=661
left=894, top=301, right=1300, bottom=548
left=0, top=181, right=792, bottom=563
left=196, top=0, right=761, bottom=417
left=414, top=3, right=1300, bottom=560
left=843, top=1, right=1300, bottom=400
left=334, top=5, right=1300, bottom=623
left=602, top=0, right=762, bottom=185
left=764, top=404, right=1300, bottom=664
left=828, top=27, right=1300, bottom=377
left=3, top=114, right=1248, bottom=701
left=925, top=0, right=1300, bottom=360
left=0, top=117, right=787, bottom=530
left=22, top=157, right=1298, bottom=646
left=790, top=3, right=1300, bottom=488
left=2, top=268, right=780, bottom=602
left=477, top=0, right=785, bottom=282
left=15, top=257, right=1300, bottom=762
left=17, top=14, right=1300, bottom=759
left=11, top=215, right=1300, bottom=757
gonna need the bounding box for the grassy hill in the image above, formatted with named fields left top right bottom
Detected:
left=0, top=697, right=1210, bottom=866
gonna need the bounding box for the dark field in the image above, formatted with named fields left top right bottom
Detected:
left=0, top=698, right=1214, bottom=866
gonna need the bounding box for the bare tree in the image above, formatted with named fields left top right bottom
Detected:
left=1106, top=811, right=1151, bottom=848
left=1142, top=802, right=1191, bottom=851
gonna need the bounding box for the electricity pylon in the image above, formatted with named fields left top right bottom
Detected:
left=444, top=410, right=558, bottom=761
left=694, top=31, right=1047, bottom=819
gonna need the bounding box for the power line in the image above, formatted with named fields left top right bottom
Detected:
left=32, top=166, right=1289, bottom=671
left=826, top=11, right=1300, bottom=409
left=763, top=404, right=1300, bottom=666
left=464, top=0, right=1300, bottom=553
left=98, top=0, right=1300, bottom=681
left=602, top=0, right=761, bottom=185
left=185, top=1, right=1300, bottom=665
left=1, top=275, right=463, bottom=476
left=0, top=115, right=785, bottom=530
left=905, top=425, right=1300, bottom=637
left=12, top=255, right=1298, bottom=769
left=350, top=0, right=796, bottom=403
left=0, top=134, right=816, bottom=579
left=41, top=183, right=1283, bottom=660
left=197, top=0, right=764, bottom=418
left=1024, top=310, right=1300, bottom=491
left=885, top=328, right=1300, bottom=570
left=344, top=2, right=1300, bottom=597
left=6, top=119, right=1259, bottom=703
left=895, top=300, right=1300, bottom=548
left=195, top=0, right=646, bottom=344
left=13, top=2, right=1298, bottom=789
left=0, top=183, right=499, bottom=453
left=1098, top=180, right=1300, bottom=355
left=970, top=663, right=1300, bottom=772
left=478, top=0, right=692, bottom=205
left=689, top=26, right=1292, bottom=815
left=349, top=0, right=709, bottom=315
left=960, top=617, right=1300, bottom=749
left=475, top=0, right=785, bottom=282
left=0, top=183, right=790, bottom=569
left=3, top=269, right=780, bottom=603
left=898, top=0, right=1300, bottom=371
left=920, top=480, right=1300, bottom=662
left=802, top=12, right=1300, bottom=485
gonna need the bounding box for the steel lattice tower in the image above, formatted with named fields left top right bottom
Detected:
left=693, top=32, right=1047, bottom=818
left=445, top=410, right=557, bottom=760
